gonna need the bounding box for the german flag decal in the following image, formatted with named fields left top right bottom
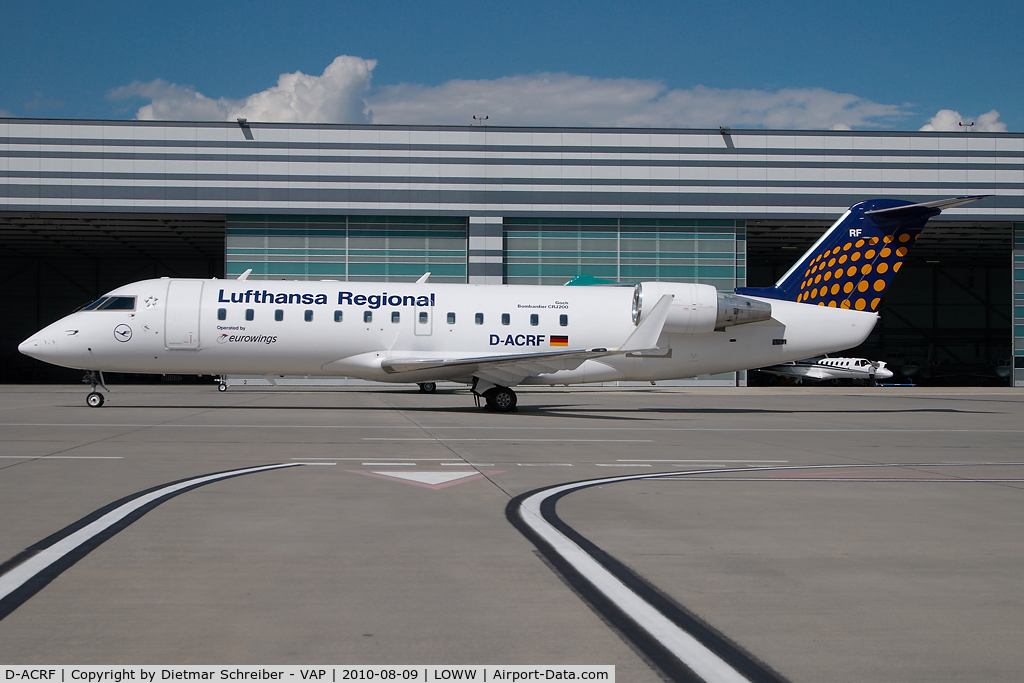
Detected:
left=550, top=335, right=569, bottom=346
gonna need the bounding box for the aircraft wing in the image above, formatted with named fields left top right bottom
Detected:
left=381, top=348, right=615, bottom=385
left=380, top=294, right=675, bottom=386
left=759, top=361, right=835, bottom=381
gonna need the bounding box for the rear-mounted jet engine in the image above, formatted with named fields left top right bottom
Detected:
left=631, top=282, right=773, bottom=334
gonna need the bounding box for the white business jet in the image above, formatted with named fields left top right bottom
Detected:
left=19, top=197, right=984, bottom=411
left=757, top=357, right=894, bottom=384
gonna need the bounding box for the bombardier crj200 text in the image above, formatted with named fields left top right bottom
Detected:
left=20, top=197, right=985, bottom=411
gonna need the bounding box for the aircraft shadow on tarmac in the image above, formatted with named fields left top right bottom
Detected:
left=99, top=402, right=995, bottom=422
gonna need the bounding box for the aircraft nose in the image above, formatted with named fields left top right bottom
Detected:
left=18, top=335, right=58, bottom=360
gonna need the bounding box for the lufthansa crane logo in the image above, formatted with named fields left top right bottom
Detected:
left=113, top=324, right=133, bottom=342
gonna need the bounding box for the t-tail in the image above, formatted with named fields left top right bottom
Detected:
left=735, top=196, right=989, bottom=311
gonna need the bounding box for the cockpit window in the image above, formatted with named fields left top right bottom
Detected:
left=81, top=297, right=108, bottom=311
left=81, top=296, right=137, bottom=311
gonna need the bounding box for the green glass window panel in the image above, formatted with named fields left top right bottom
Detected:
left=267, top=262, right=307, bottom=275
left=502, top=216, right=739, bottom=286
left=267, top=236, right=308, bottom=248
left=229, top=235, right=268, bottom=248
left=226, top=214, right=467, bottom=283
left=385, top=262, right=444, bottom=276
left=626, top=265, right=699, bottom=278
left=227, top=263, right=268, bottom=276
left=348, top=263, right=389, bottom=276
left=695, top=240, right=736, bottom=252
left=307, top=237, right=344, bottom=249
left=307, top=263, right=347, bottom=276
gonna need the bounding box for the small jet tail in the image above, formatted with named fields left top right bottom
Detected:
left=735, top=196, right=988, bottom=311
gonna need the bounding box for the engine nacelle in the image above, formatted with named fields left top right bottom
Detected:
left=633, top=282, right=773, bottom=334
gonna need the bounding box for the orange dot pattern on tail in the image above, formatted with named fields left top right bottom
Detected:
left=797, top=232, right=918, bottom=310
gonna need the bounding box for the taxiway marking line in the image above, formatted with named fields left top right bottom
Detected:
left=0, top=463, right=305, bottom=619
left=291, top=458, right=497, bottom=466
left=658, top=477, right=1024, bottom=482
left=621, top=459, right=788, bottom=463
left=292, top=457, right=462, bottom=461
left=363, top=438, right=654, bottom=442
left=514, top=474, right=755, bottom=683
left=0, top=456, right=123, bottom=460
left=511, top=462, right=1005, bottom=682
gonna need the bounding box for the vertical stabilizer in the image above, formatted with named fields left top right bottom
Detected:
left=735, top=196, right=988, bottom=311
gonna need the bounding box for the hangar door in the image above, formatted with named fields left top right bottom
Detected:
left=165, top=280, right=204, bottom=349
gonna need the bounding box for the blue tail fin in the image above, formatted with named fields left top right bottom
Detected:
left=735, top=196, right=988, bottom=311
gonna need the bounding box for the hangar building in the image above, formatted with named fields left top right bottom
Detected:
left=2, top=118, right=1022, bottom=385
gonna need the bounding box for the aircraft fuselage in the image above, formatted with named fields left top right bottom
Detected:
left=21, top=277, right=877, bottom=386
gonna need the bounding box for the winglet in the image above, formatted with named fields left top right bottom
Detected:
left=619, top=295, right=673, bottom=351
left=416, top=272, right=431, bottom=284
left=236, top=268, right=252, bottom=281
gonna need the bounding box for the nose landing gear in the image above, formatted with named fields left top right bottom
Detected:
left=83, top=371, right=108, bottom=408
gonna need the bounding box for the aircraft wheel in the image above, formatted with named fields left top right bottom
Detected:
left=86, top=392, right=104, bottom=408
left=218, top=383, right=228, bottom=392
left=487, top=387, right=517, bottom=413
left=418, top=382, right=437, bottom=393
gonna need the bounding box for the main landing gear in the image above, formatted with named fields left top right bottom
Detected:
left=472, top=378, right=518, bottom=413
left=417, top=382, right=437, bottom=393
left=83, top=370, right=108, bottom=408
left=484, top=386, right=517, bottom=412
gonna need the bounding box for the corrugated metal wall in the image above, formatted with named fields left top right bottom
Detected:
left=2, top=120, right=1021, bottom=220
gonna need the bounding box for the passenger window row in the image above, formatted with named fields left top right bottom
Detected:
left=215, top=308, right=570, bottom=327
left=455, top=312, right=569, bottom=326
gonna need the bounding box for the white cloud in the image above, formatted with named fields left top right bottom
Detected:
left=368, top=76, right=907, bottom=129
left=233, top=56, right=375, bottom=123
left=109, top=79, right=234, bottom=121
left=110, top=54, right=910, bottom=129
left=109, top=56, right=376, bottom=123
left=920, top=109, right=1007, bottom=132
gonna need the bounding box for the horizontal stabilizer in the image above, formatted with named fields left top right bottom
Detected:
left=864, top=195, right=990, bottom=216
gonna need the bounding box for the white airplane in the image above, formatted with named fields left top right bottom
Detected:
left=19, top=196, right=985, bottom=411
left=757, top=356, right=894, bottom=384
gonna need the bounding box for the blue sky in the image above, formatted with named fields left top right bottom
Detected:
left=1, top=0, right=1021, bottom=130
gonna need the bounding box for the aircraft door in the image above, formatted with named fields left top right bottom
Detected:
left=165, top=280, right=204, bottom=349
left=414, top=304, right=433, bottom=336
